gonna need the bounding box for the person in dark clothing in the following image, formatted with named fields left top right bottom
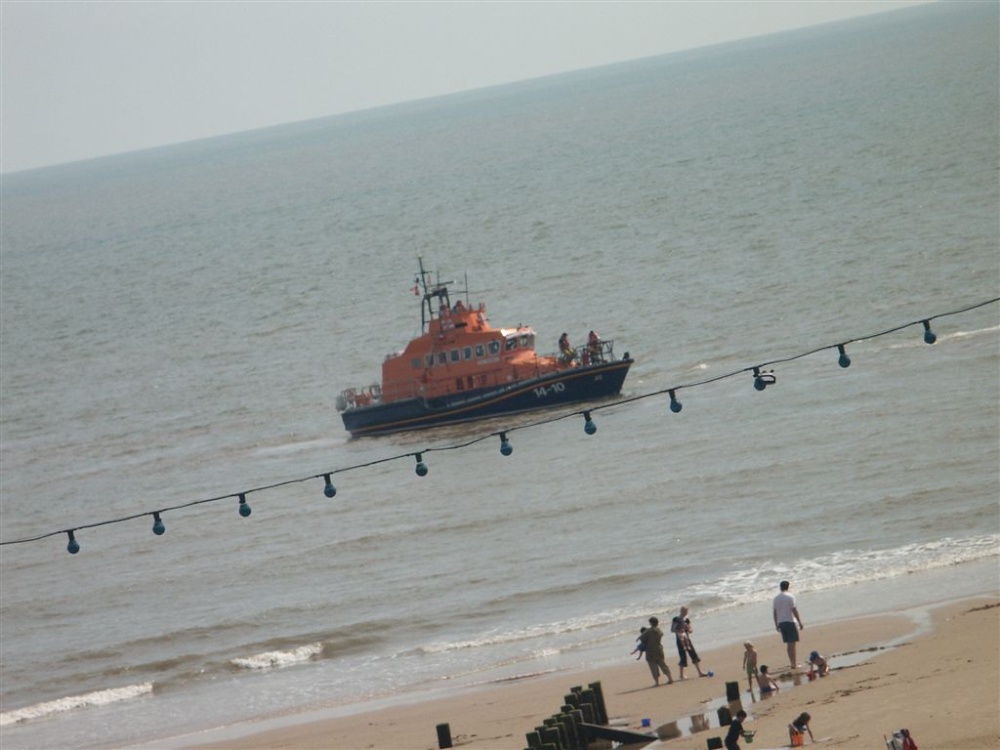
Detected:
left=725, top=709, right=748, bottom=750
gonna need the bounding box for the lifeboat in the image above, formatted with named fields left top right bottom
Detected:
left=337, top=259, right=633, bottom=437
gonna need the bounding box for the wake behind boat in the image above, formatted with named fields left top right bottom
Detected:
left=336, top=260, right=633, bottom=437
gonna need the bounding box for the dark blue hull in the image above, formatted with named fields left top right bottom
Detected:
left=342, top=357, right=632, bottom=437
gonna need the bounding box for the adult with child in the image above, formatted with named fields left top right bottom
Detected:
left=637, top=616, right=674, bottom=686
left=773, top=580, right=805, bottom=668
left=670, top=605, right=708, bottom=678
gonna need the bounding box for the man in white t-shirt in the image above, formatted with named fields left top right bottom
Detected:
left=772, top=580, right=805, bottom=668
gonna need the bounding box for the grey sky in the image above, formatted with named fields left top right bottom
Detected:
left=2, top=1, right=928, bottom=174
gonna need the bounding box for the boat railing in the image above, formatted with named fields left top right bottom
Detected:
left=557, top=339, right=615, bottom=366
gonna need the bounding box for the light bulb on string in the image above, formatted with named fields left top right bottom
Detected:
left=238, top=494, right=252, bottom=517
left=753, top=367, right=776, bottom=391
left=583, top=411, right=597, bottom=435
left=668, top=389, right=683, bottom=413
left=66, top=530, right=80, bottom=555
left=414, top=453, right=428, bottom=477
left=152, top=512, right=165, bottom=536
left=837, top=344, right=851, bottom=369
left=323, top=474, right=337, bottom=498
left=922, top=320, right=937, bottom=344
left=499, top=433, right=513, bottom=456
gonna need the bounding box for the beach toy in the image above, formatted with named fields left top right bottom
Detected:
left=707, top=670, right=714, bottom=677
left=641, top=718, right=651, bottom=727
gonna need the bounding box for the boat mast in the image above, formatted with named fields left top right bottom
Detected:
left=416, top=257, right=452, bottom=332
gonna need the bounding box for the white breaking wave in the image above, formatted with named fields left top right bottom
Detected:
left=705, top=534, right=1000, bottom=608
left=0, top=682, right=153, bottom=727
left=230, top=642, right=322, bottom=670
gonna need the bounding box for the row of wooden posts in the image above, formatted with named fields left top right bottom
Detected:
left=524, top=681, right=610, bottom=750
left=435, top=679, right=748, bottom=750
left=435, top=681, right=616, bottom=750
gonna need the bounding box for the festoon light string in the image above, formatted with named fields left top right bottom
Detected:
left=2, top=297, right=996, bottom=556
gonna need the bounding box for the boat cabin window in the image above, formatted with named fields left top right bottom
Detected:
left=505, top=337, right=517, bottom=351
left=463, top=346, right=473, bottom=360
left=488, top=341, right=500, bottom=355
left=475, top=344, right=485, bottom=357
left=425, top=354, right=434, bottom=368
left=450, top=349, right=460, bottom=363
left=411, top=358, right=422, bottom=369
left=437, top=352, right=447, bottom=365
left=520, top=334, right=532, bottom=348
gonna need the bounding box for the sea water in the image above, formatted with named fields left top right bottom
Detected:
left=1, top=3, right=997, bottom=748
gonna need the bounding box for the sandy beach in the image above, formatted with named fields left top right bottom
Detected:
left=191, top=596, right=998, bottom=750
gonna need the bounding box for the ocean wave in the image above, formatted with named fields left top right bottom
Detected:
left=697, top=533, right=1000, bottom=610
left=409, top=535, right=999, bottom=658
left=0, top=682, right=153, bottom=727
left=230, top=642, right=323, bottom=670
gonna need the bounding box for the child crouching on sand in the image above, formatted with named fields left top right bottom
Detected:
left=788, top=712, right=814, bottom=746
left=808, top=650, right=829, bottom=676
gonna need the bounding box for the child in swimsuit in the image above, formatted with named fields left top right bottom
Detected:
left=788, top=712, right=814, bottom=745
left=808, top=650, right=830, bottom=676
left=742, top=641, right=759, bottom=691
left=756, top=664, right=779, bottom=695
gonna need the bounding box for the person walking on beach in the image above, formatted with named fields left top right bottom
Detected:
left=671, top=606, right=707, bottom=678
left=773, top=580, right=805, bottom=667
left=742, top=641, right=759, bottom=691
left=725, top=709, right=748, bottom=750
left=637, top=617, right=674, bottom=686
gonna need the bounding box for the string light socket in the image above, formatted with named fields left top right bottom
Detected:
left=66, top=530, right=80, bottom=555
left=323, top=474, right=337, bottom=498
left=414, top=453, right=428, bottom=477
left=238, top=494, right=252, bottom=517
left=499, top=433, right=513, bottom=456
left=668, top=389, right=683, bottom=413
left=922, top=320, right=937, bottom=344
left=583, top=411, right=597, bottom=435
left=152, top=512, right=165, bottom=536
left=753, top=367, right=777, bottom=391
left=837, top=344, right=851, bottom=369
